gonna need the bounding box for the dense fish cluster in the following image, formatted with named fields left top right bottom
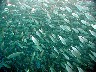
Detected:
left=0, top=0, right=96, bottom=72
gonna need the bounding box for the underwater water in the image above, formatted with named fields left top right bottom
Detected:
left=0, top=0, right=96, bottom=72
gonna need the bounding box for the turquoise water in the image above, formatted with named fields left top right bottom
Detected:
left=0, top=0, right=96, bottom=72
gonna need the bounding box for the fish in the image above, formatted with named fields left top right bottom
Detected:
left=61, top=62, right=66, bottom=68
left=65, top=6, right=72, bottom=12
left=50, top=66, right=56, bottom=72
left=36, top=45, right=43, bottom=52
left=89, top=30, right=96, bottom=37
left=59, top=14, right=66, bottom=19
left=7, top=52, right=24, bottom=59
left=77, top=67, right=84, bottom=72
left=78, top=36, right=88, bottom=43
left=77, top=28, right=88, bottom=35
left=63, top=53, right=69, bottom=60
left=70, top=47, right=80, bottom=58
left=60, top=7, right=66, bottom=11
left=53, top=46, right=59, bottom=54
left=49, top=35, right=56, bottom=43
left=26, top=69, right=29, bottom=72
left=36, top=31, right=41, bottom=38
left=88, top=41, right=95, bottom=48
left=67, top=62, right=73, bottom=69
left=0, top=0, right=96, bottom=72
left=31, top=36, right=39, bottom=45
left=64, top=18, right=70, bottom=23
left=40, top=50, right=44, bottom=57
left=47, top=13, right=51, bottom=19
left=58, top=35, right=66, bottom=45
left=39, top=28, right=44, bottom=35
left=71, top=50, right=80, bottom=58
left=72, top=13, right=79, bottom=18
left=53, top=10, right=58, bottom=15
left=65, top=64, right=73, bottom=72
left=34, top=19, right=39, bottom=25
left=31, top=52, right=35, bottom=61
left=44, top=3, right=48, bottom=7
left=23, top=38, right=27, bottom=43
left=72, top=28, right=79, bottom=34
left=91, top=24, right=96, bottom=29
left=60, top=25, right=71, bottom=32
left=81, top=20, right=88, bottom=25
left=50, top=52, right=58, bottom=58
left=35, top=60, right=41, bottom=69
left=89, top=54, right=96, bottom=62
left=0, top=62, right=11, bottom=69
left=75, top=4, right=83, bottom=11
left=85, top=13, right=95, bottom=20
left=91, top=51, right=96, bottom=58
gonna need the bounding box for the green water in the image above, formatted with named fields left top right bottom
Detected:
left=0, top=0, right=96, bottom=72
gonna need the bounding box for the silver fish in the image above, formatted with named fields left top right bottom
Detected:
left=7, top=52, right=24, bottom=59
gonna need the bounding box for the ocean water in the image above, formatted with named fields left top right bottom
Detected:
left=0, top=0, right=96, bottom=72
